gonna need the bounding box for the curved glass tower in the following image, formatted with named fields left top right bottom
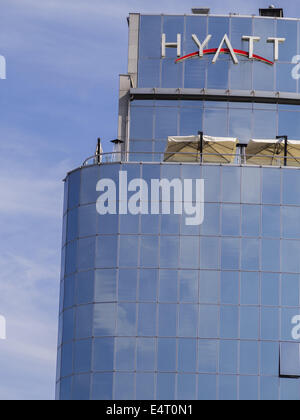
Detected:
left=57, top=10, right=300, bottom=400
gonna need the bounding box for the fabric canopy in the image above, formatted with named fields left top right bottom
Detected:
left=164, top=135, right=238, bottom=163
left=246, top=139, right=300, bottom=167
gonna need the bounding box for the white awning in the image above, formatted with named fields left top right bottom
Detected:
left=164, top=135, right=238, bottom=163
left=246, top=139, right=300, bottom=166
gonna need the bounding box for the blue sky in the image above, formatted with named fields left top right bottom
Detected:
left=0, top=0, right=298, bottom=400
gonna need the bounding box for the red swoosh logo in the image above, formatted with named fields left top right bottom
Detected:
left=176, top=48, right=274, bottom=65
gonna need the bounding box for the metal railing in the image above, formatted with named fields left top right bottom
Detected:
left=82, top=151, right=300, bottom=167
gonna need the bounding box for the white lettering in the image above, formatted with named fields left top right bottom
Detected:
left=128, top=178, right=149, bottom=215
left=151, top=178, right=182, bottom=215
left=267, top=37, right=286, bottom=61
left=212, top=34, right=238, bottom=64
left=119, top=171, right=128, bottom=214
left=0, top=315, right=6, bottom=340
left=96, top=172, right=205, bottom=226
left=0, top=56, right=6, bottom=80
left=292, top=55, right=300, bottom=80
left=162, top=33, right=181, bottom=58
left=96, top=179, right=117, bottom=215
left=183, top=179, right=205, bottom=226
left=292, top=315, right=300, bottom=340
left=192, top=34, right=212, bottom=57
left=242, top=36, right=261, bottom=58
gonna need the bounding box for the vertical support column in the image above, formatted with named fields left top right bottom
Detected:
left=128, top=13, right=140, bottom=88
left=118, top=74, right=131, bottom=160
left=198, top=131, right=204, bottom=163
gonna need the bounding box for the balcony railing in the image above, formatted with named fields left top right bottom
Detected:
left=82, top=151, right=300, bottom=168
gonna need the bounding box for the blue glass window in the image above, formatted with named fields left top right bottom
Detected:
left=96, top=236, right=118, bottom=268
left=282, top=274, right=300, bottom=307
left=117, top=303, right=136, bottom=336
left=198, top=340, right=218, bottom=373
left=76, top=271, right=94, bottom=305
left=94, top=270, right=117, bottom=302
left=219, top=375, right=237, bottom=401
left=159, top=270, right=178, bottom=302
left=261, top=307, right=279, bottom=340
left=180, top=236, right=199, bottom=269
left=240, top=306, right=259, bottom=340
left=240, top=341, right=259, bottom=375
left=261, top=273, right=279, bottom=306
left=260, top=341, right=279, bottom=376
left=74, top=339, right=92, bottom=373
left=160, top=236, right=179, bottom=268
left=200, top=237, right=219, bottom=270
left=61, top=342, right=73, bottom=378
left=114, top=373, right=135, bottom=400
left=261, top=239, right=280, bottom=272
left=157, top=338, right=176, bottom=372
left=177, top=374, right=196, bottom=400
left=179, top=270, right=198, bottom=303
left=178, top=304, right=198, bottom=337
left=94, top=303, right=116, bottom=337
left=219, top=340, right=238, bottom=374
left=62, top=308, right=75, bottom=343
left=221, top=238, right=240, bottom=270
left=76, top=305, right=93, bottom=339
left=242, top=167, right=261, bottom=204
left=93, top=338, right=114, bottom=372
left=72, top=374, right=90, bottom=401
left=92, top=373, right=113, bottom=400
left=138, top=303, right=157, bottom=336
left=136, top=338, right=156, bottom=371
left=199, top=305, right=219, bottom=338
left=68, top=170, right=80, bottom=209
left=157, top=373, right=175, bottom=400
left=78, top=205, right=96, bottom=238
left=119, top=236, right=139, bottom=268
left=178, top=338, right=197, bottom=373
left=240, top=272, right=259, bottom=305
left=221, top=204, right=240, bottom=236
left=239, top=376, right=259, bottom=401
left=241, top=238, right=260, bottom=271
left=139, top=269, right=158, bottom=302
left=242, top=205, right=260, bottom=237
left=140, top=236, right=159, bottom=268
left=115, top=337, right=136, bottom=371
left=130, top=107, right=154, bottom=140
left=139, top=15, right=162, bottom=59
left=80, top=166, right=100, bottom=205
left=260, top=377, right=279, bottom=401
left=262, top=206, right=280, bottom=237
left=221, top=271, right=239, bottom=304
left=158, top=304, right=177, bottom=337
left=136, top=373, right=155, bottom=400
left=199, top=271, right=219, bottom=303
left=118, top=269, right=137, bottom=301
left=198, top=375, right=216, bottom=401
left=221, top=166, right=241, bottom=203
left=64, top=275, right=75, bottom=310
left=220, top=306, right=238, bottom=339
left=77, top=237, right=95, bottom=271
left=262, top=168, right=281, bottom=204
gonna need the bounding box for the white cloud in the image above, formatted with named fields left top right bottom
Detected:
left=0, top=251, right=59, bottom=400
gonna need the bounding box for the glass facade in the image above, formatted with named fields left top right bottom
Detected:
left=57, top=13, right=300, bottom=400
left=138, top=15, right=299, bottom=93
